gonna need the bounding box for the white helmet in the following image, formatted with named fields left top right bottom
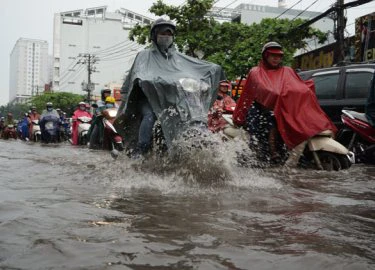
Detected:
left=261, top=41, right=284, bottom=55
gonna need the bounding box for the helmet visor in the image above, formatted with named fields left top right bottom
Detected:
left=156, top=25, right=174, bottom=35
left=266, top=48, right=284, bottom=55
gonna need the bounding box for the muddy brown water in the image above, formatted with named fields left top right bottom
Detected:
left=0, top=139, right=374, bottom=270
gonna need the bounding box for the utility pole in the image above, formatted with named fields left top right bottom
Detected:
left=335, top=0, right=346, bottom=63
left=295, top=0, right=372, bottom=64
left=78, top=53, right=97, bottom=105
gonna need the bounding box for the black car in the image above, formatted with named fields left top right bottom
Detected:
left=298, top=63, right=375, bottom=128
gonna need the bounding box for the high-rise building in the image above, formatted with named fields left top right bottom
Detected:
left=9, top=38, right=49, bottom=103
left=52, top=6, right=151, bottom=99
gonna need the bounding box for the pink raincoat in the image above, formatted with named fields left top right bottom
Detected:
left=72, top=109, right=92, bottom=145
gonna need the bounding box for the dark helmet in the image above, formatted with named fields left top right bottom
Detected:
left=261, top=41, right=284, bottom=56
left=150, top=18, right=176, bottom=42
left=46, top=102, right=53, bottom=108
left=101, top=89, right=111, bottom=101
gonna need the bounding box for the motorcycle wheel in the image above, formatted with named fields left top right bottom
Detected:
left=317, top=151, right=351, bottom=171
left=80, top=135, right=87, bottom=146
left=35, top=134, right=41, bottom=142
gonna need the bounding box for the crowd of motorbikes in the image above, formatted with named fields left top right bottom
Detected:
left=1, top=85, right=374, bottom=170
left=0, top=111, right=71, bottom=143
left=0, top=101, right=124, bottom=155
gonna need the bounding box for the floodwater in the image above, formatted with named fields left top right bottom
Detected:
left=0, top=139, right=374, bottom=270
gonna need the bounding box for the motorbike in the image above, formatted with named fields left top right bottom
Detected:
left=31, top=120, right=41, bottom=142
left=40, top=115, right=61, bottom=143
left=59, top=119, right=71, bottom=142
left=336, top=109, right=375, bottom=164
left=89, top=107, right=124, bottom=158
left=2, top=124, right=18, bottom=140
left=222, top=113, right=354, bottom=171
left=77, top=116, right=92, bottom=145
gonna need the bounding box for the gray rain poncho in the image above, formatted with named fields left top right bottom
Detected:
left=115, top=43, right=225, bottom=148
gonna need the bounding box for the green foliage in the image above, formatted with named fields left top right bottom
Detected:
left=29, top=92, right=85, bottom=116
left=129, top=0, right=328, bottom=80
left=0, top=103, right=30, bottom=120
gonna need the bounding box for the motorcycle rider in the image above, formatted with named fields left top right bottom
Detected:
left=18, top=112, right=30, bottom=140
left=40, top=102, right=61, bottom=142
left=88, top=96, right=116, bottom=149
left=41, top=102, right=59, bottom=117
left=28, top=106, right=40, bottom=141
left=208, top=80, right=238, bottom=136
left=104, top=96, right=116, bottom=108
left=0, top=117, right=5, bottom=138
left=85, top=103, right=92, bottom=114
left=71, top=101, right=92, bottom=145
left=3, top=112, right=17, bottom=139
left=96, top=89, right=112, bottom=113
left=120, top=18, right=174, bottom=157
left=116, top=18, right=224, bottom=158
left=233, top=41, right=337, bottom=167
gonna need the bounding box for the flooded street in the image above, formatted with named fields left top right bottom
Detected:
left=0, top=139, right=374, bottom=270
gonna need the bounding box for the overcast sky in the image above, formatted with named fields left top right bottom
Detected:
left=0, top=0, right=374, bottom=105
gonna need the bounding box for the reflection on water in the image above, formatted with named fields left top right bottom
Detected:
left=0, top=140, right=374, bottom=270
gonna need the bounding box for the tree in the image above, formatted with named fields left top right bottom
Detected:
left=130, top=0, right=328, bottom=80
left=29, top=92, right=84, bottom=116
left=206, top=18, right=327, bottom=79
left=0, top=103, right=29, bottom=120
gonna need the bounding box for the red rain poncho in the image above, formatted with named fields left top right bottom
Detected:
left=71, top=109, right=92, bottom=145
left=233, top=61, right=337, bottom=149
left=208, top=94, right=237, bottom=133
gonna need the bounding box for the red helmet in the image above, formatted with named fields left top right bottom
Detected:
left=262, top=41, right=284, bottom=55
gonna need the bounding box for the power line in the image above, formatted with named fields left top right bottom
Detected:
left=216, top=0, right=238, bottom=13
left=59, top=54, right=84, bottom=79
left=98, top=49, right=143, bottom=62
left=96, top=41, right=137, bottom=59
left=59, top=64, right=85, bottom=86
left=91, top=39, right=129, bottom=54
left=290, top=0, right=320, bottom=22
left=94, top=40, right=135, bottom=56
left=275, top=0, right=305, bottom=19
